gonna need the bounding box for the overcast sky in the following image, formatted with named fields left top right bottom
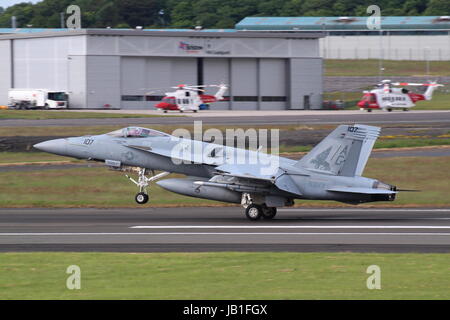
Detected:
left=2, top=0, right=42, bottom=9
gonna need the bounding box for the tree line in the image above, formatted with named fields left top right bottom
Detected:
left=0, top=0, right=448, bottom=29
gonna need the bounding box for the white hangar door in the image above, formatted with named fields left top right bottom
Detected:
left=169, top=58, right=197, bottom=87
left=230, top=58, right=258, bottom=110
left=203, top=58, right=230, bottom=110
left=86, top=56, right=121, bottom=109
left=121, top=57, right=197, bottom=109
left=121, top=57, right=170, bottom=109
left=288, top=58, right=323, bottom=110
left=67, top=55, right=87, bottom=109
left=259, top=59, right=287, bottom=110
left=0, top=40, right=12, bottom=106
left=121, top=56, right=156, bottom=109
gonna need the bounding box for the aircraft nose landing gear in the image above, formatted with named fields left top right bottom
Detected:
left=135, top=192, right=149, bottom=204
left=125, top=168, right=169, bottom=205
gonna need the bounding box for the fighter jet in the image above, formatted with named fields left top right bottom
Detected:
left=34, top=124, right=400, bottom=220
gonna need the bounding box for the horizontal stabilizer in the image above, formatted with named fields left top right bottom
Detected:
left=274, top=173, right=302, bottom=195
left=327, top=187, right=396, bottom=194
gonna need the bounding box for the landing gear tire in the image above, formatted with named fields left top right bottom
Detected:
left=387, top=108, right=393, bottom=112
left=367, top=109, right=372, bottom=112
left=245, top=204, right=263, bottom=221
left=262, top=207, right=277, bottom=220
left=135, top=192, right=149, bottom=204
left=193, top=110, right=198, bottom=113
left=163, top=110, right=168, bottom=113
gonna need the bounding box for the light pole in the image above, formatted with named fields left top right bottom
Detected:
left=425, top=46, right=430, bottom=76
left=378, top=29, right=384, bottom=81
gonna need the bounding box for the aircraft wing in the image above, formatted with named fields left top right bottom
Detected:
left=124, top=143, right=225, bottom=166
left=214, top=164, right=302, bottom=195
left=125, top=144, right=303, bottom=195
left=214, top=164, right=278, bottom=182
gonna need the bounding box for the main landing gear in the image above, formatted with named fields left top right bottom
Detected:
left=125, top=168, right=170, bottom=204
left=245, top=204, right=277, bottom=221
left=242, top=193, right=278, bottom=221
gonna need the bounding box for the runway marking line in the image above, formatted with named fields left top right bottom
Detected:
left=129, top=225, right=450, bottom=229
left=277, top=209, right=450, bottom=212
left=0, top=232, right=449, bottom=236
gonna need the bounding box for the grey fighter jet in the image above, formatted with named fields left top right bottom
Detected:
left=34, top=124, right=400, bottom=220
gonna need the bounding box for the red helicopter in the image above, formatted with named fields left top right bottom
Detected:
left=357, top=80, right=443, bottom=112
left=151, top=84, right=228, bottom=113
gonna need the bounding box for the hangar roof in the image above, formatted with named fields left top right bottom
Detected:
left=0, top=28, right=323, bottom=40
left=236, top=16, right=450, bottom=31
left=0, top=28, right=236, bottom=35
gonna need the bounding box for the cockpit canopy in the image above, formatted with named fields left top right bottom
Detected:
left=107, top=127, right=169, bottom=138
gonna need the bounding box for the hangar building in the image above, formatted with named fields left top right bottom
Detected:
left=0, top=29, right=323, bottom=110
left=236, top=16, right=450, bottom=61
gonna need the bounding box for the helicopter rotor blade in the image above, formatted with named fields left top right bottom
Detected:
left=392, top=82, right=443, bottom=87
left=184, top=87, right=205, bottom=92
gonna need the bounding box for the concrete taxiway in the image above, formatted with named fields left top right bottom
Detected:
left=0, top=207, right=449, bottom=253
left=1, top=110, right=450, bottom=127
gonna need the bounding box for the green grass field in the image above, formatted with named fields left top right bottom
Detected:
left=325, top=59, right=450, bottom=77
left=411, top=91, right=450, bottom=110
left=0, top=152, right=79, bottom=164
left=282, top=138, right=450, bottom=152
left=0, top=110, right=169, bottom=120
left=0, top=252, right=448, bottom=299
left=0, top=156, right=449, bottom=207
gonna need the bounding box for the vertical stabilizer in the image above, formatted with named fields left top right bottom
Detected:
left=294, top=124, right=381, bottom=176
left=214, top=84, right=228, bottom=101
left=424, top=82, right=443, bottom=100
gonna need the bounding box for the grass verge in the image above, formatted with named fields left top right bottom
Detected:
left=325, top=59, right=450, bottom=77
left=282, top=138, right=450, bottom=153
left=0, top=152, right=79, bottom=164
left=0, top=156, right=449, bottom=207
left=0, top=252, right=448, bottom=299
left=410, top=91, right=450, bottom=110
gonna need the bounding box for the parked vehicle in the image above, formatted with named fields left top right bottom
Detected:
left=8, top=89, right=68, bottom=110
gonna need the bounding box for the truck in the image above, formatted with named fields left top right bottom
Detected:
left=8, top=89, right=68, bottom=109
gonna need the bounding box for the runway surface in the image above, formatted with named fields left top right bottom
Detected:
left=0, top=207, right=449, bottom=253
left=1, top=110, right=450, bottom=127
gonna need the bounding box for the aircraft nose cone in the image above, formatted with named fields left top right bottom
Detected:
left=33, top=139, right=67, bottom=155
